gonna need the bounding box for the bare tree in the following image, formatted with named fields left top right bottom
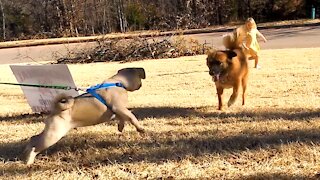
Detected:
left=113, top=0, right=127, bottom=32
left=0, top=0, right=317, bottom=40
left=0, top=0, right=5, bottom=40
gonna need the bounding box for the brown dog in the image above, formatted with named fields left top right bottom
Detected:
left=206, top=49, right=248, bottom=110
left=23, top=68, right=146, bottom=165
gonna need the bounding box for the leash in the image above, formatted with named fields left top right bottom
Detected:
left=0, top=82, right=79, bottom=90
left=0, top=81, right=126, bottom=111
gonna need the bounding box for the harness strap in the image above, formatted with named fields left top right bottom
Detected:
left=85, top=82, right=126, bottom=110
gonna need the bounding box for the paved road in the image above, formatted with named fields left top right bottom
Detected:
left=0, top=42, right=97, bottom=64
left=185, top=25, right=320, bottom=50
left=0, top=25, right=319, bottom=64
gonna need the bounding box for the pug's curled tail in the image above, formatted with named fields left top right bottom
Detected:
left=52, top=94, right=74, bottom=112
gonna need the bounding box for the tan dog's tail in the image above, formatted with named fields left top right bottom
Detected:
left=222, top=31, right=238, bottom=50
left=52, top=94, right=74, bottom=112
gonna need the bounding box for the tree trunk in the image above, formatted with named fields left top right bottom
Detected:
left=215, top=0, right=222, bottom=25
left=84, top=0, right=88, bottom=35
left=0, top=0, right=5, bottom=40
left=61, top=0, right=68, bottom=35
left=103, top=0, right=106, bottom=34
left=236, top=0, right=242, bottom=20
left=248, top=0, right=251, bottom=17
left=115, top=0, right=127, bottom=32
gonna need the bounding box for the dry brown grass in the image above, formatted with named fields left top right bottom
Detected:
left=0, top=48, right=320, bottom=179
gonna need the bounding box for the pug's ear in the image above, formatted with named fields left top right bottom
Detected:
left=117, top=68, right=126, bottom=74
left=118, top=68, right=146, bottom=79
left=135, top=68, right=146, bottom=79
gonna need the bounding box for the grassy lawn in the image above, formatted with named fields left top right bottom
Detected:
left=0, top=48, right=319, bottom=179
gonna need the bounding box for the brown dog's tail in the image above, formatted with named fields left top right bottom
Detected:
left=51, top=94, right=74, bottom=112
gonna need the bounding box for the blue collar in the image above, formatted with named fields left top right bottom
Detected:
left=85, top=82, right=126, bottom=110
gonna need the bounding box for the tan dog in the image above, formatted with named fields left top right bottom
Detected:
left=206, top=49, right=248, bottom=110
left=23, top=68, right=146, bottom=165
left=222, top=31, right=239, bottom=50
left=222, top=31, right=258, bottom=64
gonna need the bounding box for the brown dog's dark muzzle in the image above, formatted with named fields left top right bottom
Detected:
left=209, top=69, right=221, bottom=82
left=213, top=74, right=220, bottom=82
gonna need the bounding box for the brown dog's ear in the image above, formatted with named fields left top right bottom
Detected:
left=225, top=51, right=237, bottom=60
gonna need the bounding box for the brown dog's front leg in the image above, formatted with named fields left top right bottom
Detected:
left=228, top=82, right=240, bottom=107
left=113, top=107, right=145, bottom=133
left=216, top=87, right=224, bottom=110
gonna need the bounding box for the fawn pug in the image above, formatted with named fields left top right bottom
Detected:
left=23, top=68, right=146, bottom=164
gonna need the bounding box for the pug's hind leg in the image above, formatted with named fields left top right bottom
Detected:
left=24, top=115, right=72, bottom=164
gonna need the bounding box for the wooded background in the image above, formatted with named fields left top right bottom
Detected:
left=0, top=0, right=318, bottom=41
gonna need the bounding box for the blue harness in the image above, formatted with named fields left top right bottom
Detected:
left=79, top=82, right=126, bottom=110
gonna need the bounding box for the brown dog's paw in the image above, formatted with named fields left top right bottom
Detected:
left=218, top=107, right=225, bottom=111
left=228, top=99, right=236, bottom=107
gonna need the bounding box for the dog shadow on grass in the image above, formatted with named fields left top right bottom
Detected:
left=0, top=112, right=47, bottom=123
left=0, top=106, right=319, bottom=178
left=132, top=106, right=320, bottom=122
left=237, top=173, right=311, bottom=180
left=2, top=126, right=320, bottom=178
